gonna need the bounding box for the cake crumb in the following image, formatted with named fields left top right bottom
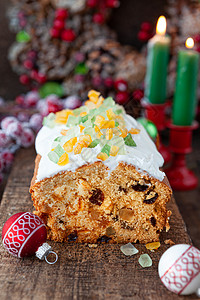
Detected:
left=88, top=244, right=98, bottom=248
left=164, top=239, right=175, bottom=245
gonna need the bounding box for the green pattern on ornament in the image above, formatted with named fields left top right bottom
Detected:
left=137, top=118, right=158, bottom=140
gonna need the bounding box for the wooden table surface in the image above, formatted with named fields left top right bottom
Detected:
left=0, top=147, right=199, bottom=300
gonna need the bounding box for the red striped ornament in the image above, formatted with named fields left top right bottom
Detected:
left=2, top=212, right=57, bottom=264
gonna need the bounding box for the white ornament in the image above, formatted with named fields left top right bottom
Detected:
left=158, top=244, right=200, bottom=296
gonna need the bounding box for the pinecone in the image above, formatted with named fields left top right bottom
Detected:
left=115, top=51, right=146, bottom=90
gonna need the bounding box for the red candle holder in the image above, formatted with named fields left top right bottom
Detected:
left=142, top=100, right=171, bottom=164
left=165, top=121, right=198, bottom=191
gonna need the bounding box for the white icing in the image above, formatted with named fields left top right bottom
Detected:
left=35, top=113, right=165, bottom=182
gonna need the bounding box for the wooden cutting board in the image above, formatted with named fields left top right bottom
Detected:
left=0, top=148, right=198, bottom=300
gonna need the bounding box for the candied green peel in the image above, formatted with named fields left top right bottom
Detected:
left=138, top=254, right=152, bottom=268
left=44, top=90, right=140, bottom=166
left=120, top=243, right=153, bottom=268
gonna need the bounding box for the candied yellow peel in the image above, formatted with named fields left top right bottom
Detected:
left=145, top=242, right=161, bottom=251
left=57, top=152, right=69, bottom=166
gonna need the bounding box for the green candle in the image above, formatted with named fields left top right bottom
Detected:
left=172, top=38, right=199, bottom=126
left=145, top=16, right=170, bottom=104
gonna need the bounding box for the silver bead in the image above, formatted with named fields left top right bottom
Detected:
left=35, top=243, right=58, bottom=264
left=35, top=242, right=51, bottom=260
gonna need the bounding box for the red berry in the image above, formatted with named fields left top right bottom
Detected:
left=20, top=128, right=35, bottom=148
left=25, top=91, right=40, bottom=107
left=18, top=11, right=24, bottom=18
left=46, top=94, right=60, bottom=105
left=138, top=30, right=150, bottom=42
left=196, top=46, right=200, bottom=53
left=93, top=13, right=105, bottom=24
left=1, top=116, right=17, bottom=131
left=132, top=89, right=144, bottom=101
left=29, top=113, right=43, bottom=132
left=194, top=34, right=200, bottom=43
left=2, top=150, right=14, bottom=170
left=27, top=50, right=36, bottom=59
left=141, top=22, right=153, bottom=33
left=30, top=70, right=46, bottom=84
left=19, top=19, right=26, bottom=28
left=50, top=27, right=60, bottom=39
left=19, top=74, right=30, bottom=85
left=87, top=0, right=98, bottom=7
left=104, top=77, right=113, bottom=88
left=55, top=8, right=68, bottom=20
left=17, top=112, right=30, bottom=122
left=61, top=29, right=76, bottom=42
left=106, top=0, right=120, bottom=8
left=48, top=103, right=61, bottom=113
left=53, top=19, right=65, bottom=30
left=30, top=70, right=38, bottom=80
left=114, top=79, right=128, bottom=92
left=64, top=96, right=82, bottom=110
left=23, top=59, right=34, bottom=70
left=92, top=76, right=102, bottom=87
left=37, top=100, right=49, bottom=117
left=36, top=73, right=47, bottom=84
left=74, top=52, right=85, bottom=62
left=74, top=74, right=84, bottom=82
left=15, top=95, right=25, bottom=106
left=46, top=95, right=63, bottom=113
left=5, top=121, right=23, bottom=140
left=116, top=91, right=129, bottom=105
left=0, top=130, right=12, bottom=148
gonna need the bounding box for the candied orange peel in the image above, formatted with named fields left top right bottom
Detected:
left=79, top=125, right=85, bottom=132
left=97, top=152, right=109, bottom=161
left=88, top=90, right=100, bottom=104
left=55, top=110, right=73, bottom=124
left=63, top=137, right=77, bottom=153
left=106, top=128, right=113, bottom=140
left=57, top=152, right=69, bottom=166
left=110, top=145, right=119, bottom=156
left=145, top=242, right=161, bottom=251
left=60, top=129, right=68, bottom=136
left=79, top=134, right=92, bottom=146
left=129, top=128, right=140, bottom=134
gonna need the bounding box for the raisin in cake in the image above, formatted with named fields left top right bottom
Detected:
left=30, top=90, right=172, bottom=244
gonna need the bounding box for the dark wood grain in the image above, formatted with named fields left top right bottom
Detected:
left=0, top=147, right=199, bottom=300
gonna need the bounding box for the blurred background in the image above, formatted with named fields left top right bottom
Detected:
left=0, top=0, right=171, bottom=100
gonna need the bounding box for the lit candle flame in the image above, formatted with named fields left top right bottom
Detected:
left=156, top=16, right=166, bottom=36
left=185, top=38, right=194, bottom=49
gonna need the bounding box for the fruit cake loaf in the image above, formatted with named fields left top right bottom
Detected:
left=30, top=90, right=172, bottom=244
